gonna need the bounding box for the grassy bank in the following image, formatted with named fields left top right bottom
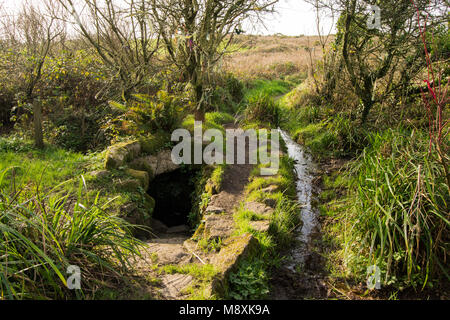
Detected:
left=280, top=82, right=449, bottom=298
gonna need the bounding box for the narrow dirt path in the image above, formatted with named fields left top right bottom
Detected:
left=208, top=123, right=253, bottom=214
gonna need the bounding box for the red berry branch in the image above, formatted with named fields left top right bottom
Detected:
left=410, top=0, right=449, bottom=191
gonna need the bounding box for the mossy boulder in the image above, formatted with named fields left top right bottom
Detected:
left=126, top=168, right=150, bottom=191
left=143, top=194, right=156, bottom=213
left=154, top=150, right=180, bottom=176
left=116, top=179, right=141, bottom=192
left=129, top=157, right=156, bottom=179
left=105, top=140, right=141, bottom=169
left=210, top=233, right=258, bottom=296
left=212, top=234, right=257, bottom=272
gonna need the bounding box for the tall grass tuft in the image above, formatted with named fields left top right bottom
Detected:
left=345, top=128, right=449, bottom=288
left=244, top=93, right=281, bottom=127
left=0, top=167, right=142, bottom=299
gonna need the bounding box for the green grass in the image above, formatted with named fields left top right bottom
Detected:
left=205, top=112, right=235, bottom=125
left=0, top=138, right=93, bottom=190
left=160, top=263, right=218, bottom=281
left=182, top=112, right=234, bottom=134
left=244, top=79, right=293, bottom=100
left=244, top=93, right=282, bottom=128
left=315, top=127, right=449, bottom=292
left=0, top=169, right=142, bottom=299
left=292, top=123, right=337, bottom=158
left=342, top=128, right=449, bottom=288
left=279, top=80, right=449, bottom=295
left=281, top=104, right=369, bottom=160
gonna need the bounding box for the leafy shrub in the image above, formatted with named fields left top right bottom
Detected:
left=111, top=91, right=183, bottom=136
left=46, top=110, right=112, bottom=152
left=0, top=135, right=34, bottom=153
left=182, top=112, right=226, bottom=134
left=0, top=86, right=15, bottom=128
left=210, top=86, right=235, bottom=113
left=133, top=91, right=182, bottom=132
left=224, top=73, right=244, bottom=103
left=228, top=258, right=269, bottom=300
left=2, top=49, right=112, bottom=152
left=209, top=73, right=244, bottom=113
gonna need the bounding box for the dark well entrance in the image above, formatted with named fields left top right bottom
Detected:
left=147, top=168, right=198, bottom=228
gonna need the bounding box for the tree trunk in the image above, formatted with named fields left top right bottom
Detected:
left=33, top=100, right=44, bottom=149
left=81, top=105, right=86, bottom=139
left=193, top=81, right=205, bottom=122
left=360, top=76, right=376, bottom=124
left=361, top=96, right=374, bottom=124
left=194, top=109, right=205, bottom=122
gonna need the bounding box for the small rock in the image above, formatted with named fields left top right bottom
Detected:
left=210, top=194, right=220, bottom=202
left=249, top=221, right=270, bottom=233
left=129, top=157, right=155, bottom=178
left=121, top=203, right=138, bottom=216
left=155, top=150, right=180, bottom=176
left=205, top=205, right=225, bottom=215
left=150, top=219, right=169, bottom=233
left=89, top=170, right=110, bottom=179
left=166, top=225, right=190, bottom=234
left=160, top=274, right=194, bottom=300
left=260, top=185, right=279, bottom=194
left=116, top=178, right=141, bottom=192
left=204, top=215, right=234, bottom=239
left=131, top=150, right=180, bottom=179
left=211, top=233, right=257, bottom=273
left=263, top=198, right=277, bottom=208
left=244, top=201, right=274, bottom=216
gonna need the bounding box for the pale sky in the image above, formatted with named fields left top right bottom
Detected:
left=0, top=0, right=335, bottom=36
left=254, top=0, right=335, bottom=36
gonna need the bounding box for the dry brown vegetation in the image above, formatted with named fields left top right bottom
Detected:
left=223, top=35, right=333, bottom=80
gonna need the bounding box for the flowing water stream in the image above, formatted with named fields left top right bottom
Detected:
left=279, top=129, right=321, bottom=271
